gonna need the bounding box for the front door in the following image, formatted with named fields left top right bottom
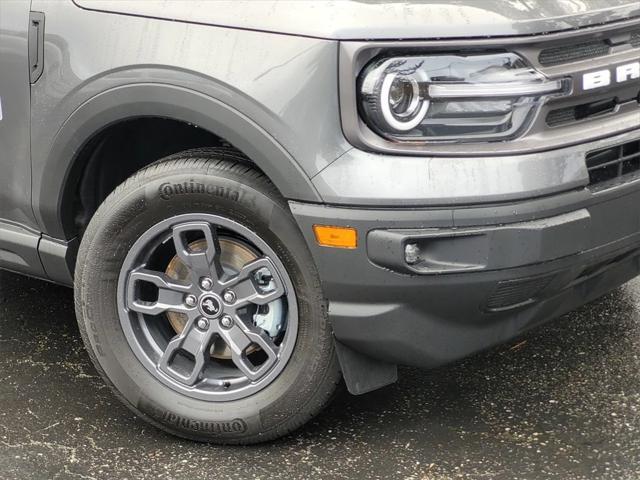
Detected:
left=0, top=1, right=45, bottom=276
left=0, top=0, right=36, bottom=229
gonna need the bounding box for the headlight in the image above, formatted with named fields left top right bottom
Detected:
left=358, top=52, right=570, bottom=143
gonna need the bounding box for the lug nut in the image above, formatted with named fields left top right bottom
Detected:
left=254, top=267, right=273, bottom=286
left=220, top=315, right=234, bottom=329
left=223, top=290, right=236, bottom=304
left=197, top=317, right=210, bottom=330
left=185, top=295, right=197, bottom=307
left=200, top=278, right=213, bottom=290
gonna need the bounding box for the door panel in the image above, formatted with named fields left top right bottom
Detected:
left=0, top=0, right=36, bottom=229
left=0, top=1, right=46, bottom=278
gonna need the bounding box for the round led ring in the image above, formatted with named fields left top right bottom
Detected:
left=380, top=72, right=429, bottom=132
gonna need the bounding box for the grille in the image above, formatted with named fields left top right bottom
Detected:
left=539, top=41, right=610, bottom=66
left=538, top=29, right=640, bottom=66
left=586, top=140, right=640, bottom=185
left=486, top=274, right=554, bottom=311
left=546, top=98, right=617, bottom=127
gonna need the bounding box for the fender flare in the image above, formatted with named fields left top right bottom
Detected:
left=34, top=83, right=322, bottom=240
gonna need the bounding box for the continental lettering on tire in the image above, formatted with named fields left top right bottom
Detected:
left=158, top=180, right=241, bottom=201
left=139, top=398, right=247, bottom=434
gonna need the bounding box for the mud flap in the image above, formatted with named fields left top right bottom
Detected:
left=334, top=340, right=398, bottom=395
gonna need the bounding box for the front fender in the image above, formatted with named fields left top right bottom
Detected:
left=33, top=83, right=322, bottom=240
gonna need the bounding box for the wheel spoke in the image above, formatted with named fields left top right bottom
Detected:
left=220, top=258, right=286, bottom=308
left=126, top=269, right=193, bottom=316
left=172, top=222, right=224, bottom=284
left=217, top=315, right=279, bottom=381
left=158, top=315, right=215, bottom=386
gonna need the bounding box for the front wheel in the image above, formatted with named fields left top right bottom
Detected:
left=74, top=149, right=341, bottom=443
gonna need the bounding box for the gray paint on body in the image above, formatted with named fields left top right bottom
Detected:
left=0, top=2, right=35, bottom=229
left=72, top=0, right=640, bottom=40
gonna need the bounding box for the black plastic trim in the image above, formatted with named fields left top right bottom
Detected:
left=0, top=221, right=46, bottom=278
left=39, top=235, right=78, bottom=286
left=28, top=12, right=45, bottom=84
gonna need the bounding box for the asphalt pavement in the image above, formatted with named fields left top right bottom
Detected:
left=0, top=269, right=639, bottom=480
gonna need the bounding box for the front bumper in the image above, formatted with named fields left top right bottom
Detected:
left=290, top=131, right=640, bottom=368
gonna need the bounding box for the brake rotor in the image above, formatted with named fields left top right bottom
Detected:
left=165, top=238, right=259, bottom=359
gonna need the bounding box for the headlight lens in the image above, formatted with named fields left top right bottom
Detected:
left=358, top=52, right=569, bottom=143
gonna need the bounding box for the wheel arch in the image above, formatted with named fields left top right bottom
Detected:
left=33, top=83, right=322, bottom=241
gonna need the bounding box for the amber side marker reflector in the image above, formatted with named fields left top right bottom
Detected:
left=313, top=225, right=358, bottom=249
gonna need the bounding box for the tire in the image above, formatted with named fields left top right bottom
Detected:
left=74, top=148, right=341, bottom=444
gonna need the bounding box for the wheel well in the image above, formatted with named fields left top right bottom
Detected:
left=69, top=117, right=253, bottom=236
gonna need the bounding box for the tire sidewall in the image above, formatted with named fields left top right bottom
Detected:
left=76, top=163, right=335, bottom=441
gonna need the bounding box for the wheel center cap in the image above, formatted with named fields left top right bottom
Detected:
left=199, top=294, right=223, bottom=318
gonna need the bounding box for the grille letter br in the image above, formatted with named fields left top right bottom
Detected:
left=583, top=61, right=640, bottom=91
left=616, top=63, right=640, bottom=83
left=583, top=70, right=611, bottom=90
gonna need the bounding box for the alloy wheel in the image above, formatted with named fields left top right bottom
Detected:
left=116, top=214, right=298, bottom=401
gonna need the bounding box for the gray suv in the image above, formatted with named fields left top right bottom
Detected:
left=1, top=0, right=639, bottom=443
